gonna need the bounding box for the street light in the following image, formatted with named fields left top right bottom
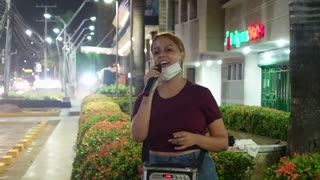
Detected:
left=55, top=0, right=97, bottom=42
left=25, top=29, right=33, bottom=36
left=73, top=25, right=95, bottom=45
left=75, top=34, right=92, bottom=50
left=104, top=0, right=119, bottom=96
left=43, top=13, right=52, bottom=79
left=25, top=29, right=45, bottom=42
left=45, top=37, right=53, bottom=44
left=67, top=16, right=96, bottom=43
left=53, top=28, right=60, bottom=34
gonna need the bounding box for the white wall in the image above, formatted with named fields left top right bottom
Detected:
left=221, top=57, right=244, bottom=105
left=195, top=61, right=222, bottom=105
left=244, top=54, right=261, bottom=105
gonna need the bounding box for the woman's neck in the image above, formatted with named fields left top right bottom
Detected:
left=157, top=75, right=186, bottom=99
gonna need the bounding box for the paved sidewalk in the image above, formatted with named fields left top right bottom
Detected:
left=0, top=98, right=82, bottom=180
left=0, top=120, right=39, bottom=158
left=21, top=99, right=81, bottom=180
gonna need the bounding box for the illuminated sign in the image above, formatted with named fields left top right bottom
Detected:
left=23, top=69, right=33, bottom=73
left=224, top=23, right=265, bottom=50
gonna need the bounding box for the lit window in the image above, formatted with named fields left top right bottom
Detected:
left=227, top=63, right=244, bottom=80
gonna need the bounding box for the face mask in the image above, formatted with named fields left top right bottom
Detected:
left=162, top=61, right=182, bottom=81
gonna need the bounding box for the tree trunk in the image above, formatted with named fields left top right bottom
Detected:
left=287, top=0, right=320, bottom=155
left=132, top=0, right=145, bottom=96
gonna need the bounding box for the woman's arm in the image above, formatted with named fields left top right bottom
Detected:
left=131, top=96, right=153, bottom=142
left=131, top=65, right=162, bottom=142
left=168, top=118, right=228, bottom=152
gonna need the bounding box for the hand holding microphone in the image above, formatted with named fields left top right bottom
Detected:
left=143, top=63, right=165, bottom=97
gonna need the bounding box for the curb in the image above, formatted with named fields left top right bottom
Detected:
left=0, top=120, right=48, bottom=174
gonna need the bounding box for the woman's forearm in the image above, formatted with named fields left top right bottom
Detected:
left=194, top=134, right=228, bottom=152
left=131, top=96, right=153, bottom=142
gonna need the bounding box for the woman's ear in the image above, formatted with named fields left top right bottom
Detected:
left=180, top=52, right=186, bottom=61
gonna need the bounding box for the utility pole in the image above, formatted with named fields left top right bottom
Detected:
left=36, top=4, right=56, bottom=79
left=3, top=0, right=13, bottom=97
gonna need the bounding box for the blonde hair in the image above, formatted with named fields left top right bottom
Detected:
left=151, top=32, right=185, bottom=53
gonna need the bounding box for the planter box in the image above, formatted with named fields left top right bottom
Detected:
left=227, top=130, right=287, bottom=180
left=0, top=99, right=71, bottom=108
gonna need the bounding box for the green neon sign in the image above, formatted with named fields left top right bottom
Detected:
left=224, top=23, right=265, bottom=50
left=224, top=30, right=249, bottom=49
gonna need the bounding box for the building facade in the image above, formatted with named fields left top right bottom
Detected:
left=160, top=0, right=290, bottom=111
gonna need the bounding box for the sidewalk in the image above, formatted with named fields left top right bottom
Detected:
left=20, top=98, right=81, bottom=180
left=0, top=97, right=82, bottom=180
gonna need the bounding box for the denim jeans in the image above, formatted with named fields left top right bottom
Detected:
left=149, top=150, right=218, bottom=180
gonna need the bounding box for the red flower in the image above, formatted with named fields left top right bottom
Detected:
left=275, top=160, right=300, bottom=179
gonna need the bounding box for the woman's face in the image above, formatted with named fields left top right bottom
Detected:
left=151, top=36, right=184, bottom=67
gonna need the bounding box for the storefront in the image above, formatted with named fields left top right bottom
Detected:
left=222, top=0, right=290, bottom=111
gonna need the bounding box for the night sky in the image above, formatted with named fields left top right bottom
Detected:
left=1, top=0, right=117, bottom=77
left=15, top=0, right=96, bottom=35
left=3, top=0, right=100, bottom=73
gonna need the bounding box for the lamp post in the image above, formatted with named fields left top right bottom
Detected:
left=53, top=16, right=70, bottom=101
left=73, top=25, right=95, bottom=45
left=55, top=0, right=93, bottom=41
left=43, top=13, right=52, bottom=79
left=104, top=0, right=119, bottom=96
left=68, top=17, right=96, bottom=43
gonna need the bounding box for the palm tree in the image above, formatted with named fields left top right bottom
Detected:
left=287, top=0, right=320, bottom=155
left=132, top=0, right=145, bottom=96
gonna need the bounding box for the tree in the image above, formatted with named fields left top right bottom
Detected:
left=287, top=0, right=320, bottom=155
left=132, top=0, right=145, bottom=96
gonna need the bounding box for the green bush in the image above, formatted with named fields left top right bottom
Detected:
left=81, top=93, right=112, bottom=108
left=72, top=96, right=256, bottom=179
left=71, top=120, right=142, bottom=180
left=7, top=92, right=62, bottom=100
left=220, top=105, right=289, bottom=140
left=77, top=112, right=130, bottom=144
left=95, top=84, right=135, bottom=96
left=112, top=96, right=136, bottom=115
left=265, top=153, right=320, bottom=179
left=80, top=101, right=122, bottom=124
left=211, top=151, right=255, bottom=180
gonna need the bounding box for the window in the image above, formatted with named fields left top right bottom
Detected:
left=181, top=0, right=188, bottom=23
left=174, top=1, right=179, bottom=24
left=227, top=63, right=244, bottom=80
left=189, top=0, right=197, bottom=20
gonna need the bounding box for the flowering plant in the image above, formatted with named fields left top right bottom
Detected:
left=81, top=93, right=111, bottom=107
left=210, top=151, right=254, bottom=180
left=72, top=120, right=142, bottom=180
left=77, top=112, right=130, bottom=144
left=80, top=101, right=122, bottom=124
left=265, top=153, right=320, bottom=179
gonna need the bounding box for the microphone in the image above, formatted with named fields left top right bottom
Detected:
left=143, top=64, right=162, bottom=97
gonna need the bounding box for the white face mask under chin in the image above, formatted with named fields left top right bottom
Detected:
left=161, top=61, right=182, bottom=81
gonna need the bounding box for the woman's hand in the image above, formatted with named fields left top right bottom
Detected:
left=168, top=131, right=198, bottom=150
left=144, top=65, right=162, bottom=85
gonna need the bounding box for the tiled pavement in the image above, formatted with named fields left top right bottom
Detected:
left=0, top=120, right=40, bottom=158
left=0, top=97, right=83, bottom=180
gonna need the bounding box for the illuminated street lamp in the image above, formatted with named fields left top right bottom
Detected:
left=43, top=13, right=53, bottom=79
left=104, top=0, right=119, bottom=96
left=25, top=29, right=32, bottom=36
left=53, top=28, right=60, bottom=34
left=67, top=16, right=96, bottom=43
left=73, top=25, right=95, bottom=45
left=43, top=13, right=52, bottom=19
left=45, top=37, right=53, bottom=44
